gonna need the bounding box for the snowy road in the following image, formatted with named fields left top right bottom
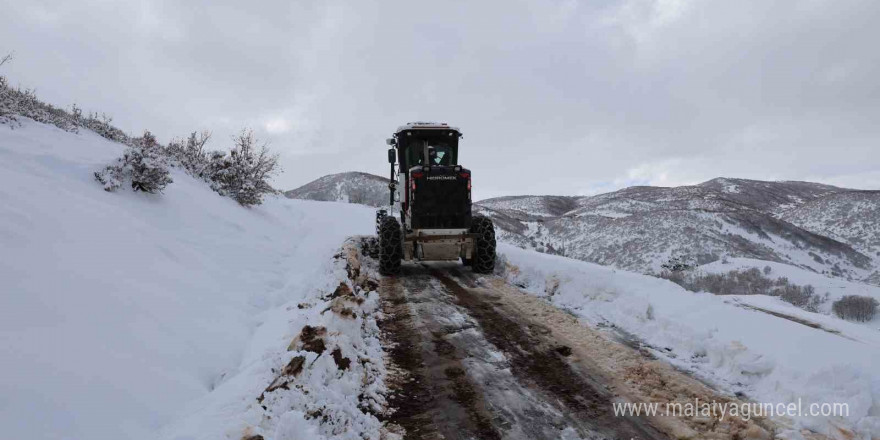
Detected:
left=377, top=263, right=668, bottom=440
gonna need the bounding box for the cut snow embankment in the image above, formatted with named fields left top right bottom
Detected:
left=0, top=120, right=383, bottom=440
left=497, top=244, right=880, bottom=439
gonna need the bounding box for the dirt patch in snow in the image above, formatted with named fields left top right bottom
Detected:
left=288, top=325, right=327, bottom=354
left=331, top=347, right=351, bottom=371
left=249, top=238, right=389, bottom=439
left=258, top=356, right=306, bottom=403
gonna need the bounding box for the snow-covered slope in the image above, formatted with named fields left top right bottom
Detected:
left=477, top=178, right=876, bottom=282
left=477, top=195, right=580, bottom=219
left=497, top=244, right=880, bottom=438
left=699, top=257, right=880, bottom=325
left=780, top=191, right=880, bottom=258
left=0, top=121, right=382, bottom=440
left=285, top=172, right=390, bottom=207
left=697, top=177, right=843, bottom=215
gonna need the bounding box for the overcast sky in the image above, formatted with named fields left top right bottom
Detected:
left=2, top=0, right=878, bottom=199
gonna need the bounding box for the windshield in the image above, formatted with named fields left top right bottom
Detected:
left=408, top=140, right=456, bottom=167
left=428, top=143, right=453, bottom=166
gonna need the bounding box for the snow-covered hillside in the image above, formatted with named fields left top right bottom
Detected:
left=780, top=191, right=880, bottom=260
left=477, top=178, right=877, bottom=283
left=0, top=121, right=383, bottom=440
left=285, top=172, right=390, bottom=208
left=699, top=257, right=880, bottom=326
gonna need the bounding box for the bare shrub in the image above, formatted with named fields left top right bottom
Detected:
left=1, top=55, right=129, bottom=144
left=81, top=111, right=129, bottom=144
left=1, top=85, right=78, bottom=131
left=661, top=267, right=825, bottom=312
left=207, top=129, right=280, bottom=206
left=1, top=56, right=129, bottom=140
left=3, top=58, right=281, bottom=205
left=778, top=284, right=814, bottom=309
left=832, top=296, right=879, bottom=322
left=167, top=130, right=212, bottom=177
left=0, top=54, right=14, bottom=125
left=94, top=131, right=172, bottom=193
left=349, top=187, right=367, bottom=205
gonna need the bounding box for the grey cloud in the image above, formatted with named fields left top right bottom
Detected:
left=1, top=0, right=878, bottom=200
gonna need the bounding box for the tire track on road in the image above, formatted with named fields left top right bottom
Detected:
left=378, top=266, right=501, bottom=440
left=378, top=262, right=669, bottom=439
left=432, top=267, right=667, bottom=440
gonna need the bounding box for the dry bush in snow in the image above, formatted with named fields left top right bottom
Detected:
left=3, top=57, right=280, bottom=205
left=73, top=106, right=130, bottom=144
left=94, top=131, right=172, bottom=193
left=832, top=295, right=878, bottom=322
left=0, top=84, right=78, bottom=131
left=0, top=53, right=13, bottom=124
left=1, top=55, right=128, bottom=143
left=206, top=129, right=280, bottom=206
left=661, top=266, right=826, bottom=312
left=167, top=130, right=212, bottom=178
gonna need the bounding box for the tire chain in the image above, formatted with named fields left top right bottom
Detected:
left=379, top=217, right=403, bottom=275
left=471, top=216, right=496, bottom=273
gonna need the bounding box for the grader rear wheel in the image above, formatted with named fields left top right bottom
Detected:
left=470, top=216, right=496, bottom=274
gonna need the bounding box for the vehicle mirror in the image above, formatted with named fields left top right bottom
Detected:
left=387, top=148, right=396, bottom=164
left=386, top=138, right=396, bottom=146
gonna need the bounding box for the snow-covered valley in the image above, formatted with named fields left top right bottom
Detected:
left=3, top=120, right=880, bottom=439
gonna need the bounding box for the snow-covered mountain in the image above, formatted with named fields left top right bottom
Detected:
left=780, top=190, right=880, bottom=258
left=283, top=172, right=878, bottom=281
left=285, top=172, right=390, bottom=207
left=477, top=178, right=878, bottom=282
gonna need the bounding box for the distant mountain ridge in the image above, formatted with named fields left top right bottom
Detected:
left=476, top=178, right=879, bottom=284
left=286, top=173, right=879, bottom=283
left=284, top=172, right=390, bottom=207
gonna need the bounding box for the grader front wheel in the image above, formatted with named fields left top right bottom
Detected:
left=378, top=216, right=403, bottom=275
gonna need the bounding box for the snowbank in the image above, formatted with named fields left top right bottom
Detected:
left=497, top=244, right=880, bottom=439
left=0, top=120, right=381, bottom=439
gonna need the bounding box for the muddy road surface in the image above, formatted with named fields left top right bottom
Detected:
left=378, top=262, right=662, bottom=440
left=372, top=260, right=783, bottom=440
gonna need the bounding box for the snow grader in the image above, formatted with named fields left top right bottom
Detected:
left=376, top=122, right=496, bottom=275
